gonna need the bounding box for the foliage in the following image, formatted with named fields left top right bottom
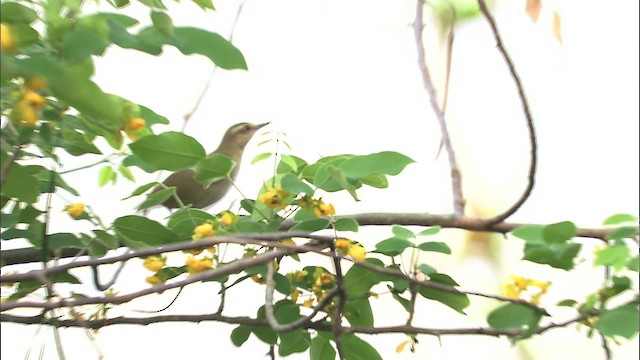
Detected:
left=0, top=0, right=638, bottom=359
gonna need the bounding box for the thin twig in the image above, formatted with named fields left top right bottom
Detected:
left=414, top=0, right=466, bottom=216
left=476, top=0, right=538, bottom=226
left=181, top=0, right=247, bottom=131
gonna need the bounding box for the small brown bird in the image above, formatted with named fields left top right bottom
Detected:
left=156, top=122, right=269, bottom=209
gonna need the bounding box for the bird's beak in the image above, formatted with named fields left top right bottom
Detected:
left=256, top=122, right=270, bottom=129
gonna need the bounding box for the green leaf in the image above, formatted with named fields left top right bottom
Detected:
left=137, top=187, right=174, bottom=211
left=289, top=218, right=329, bottom=233
left=595, top=304, right=639, bottom=339
left=334, top=218, right=359, bottom=232
left=359, top=173, right=388, bottom=188
left=192, top=0, right=215, bottom=10
left=603, top=213, right=637, bottom=225
left=62, top=29, right=109, bottom=62
left=417, top=241, right=451, bottom=254
left=392, top=225, right=414, bottom=239
left=511, top=225, right=545, bottom=243
left=113, top=215, right=179, bottom=249
left=98, top=165, right=117, bottom=187
left=417, top=226, right=441, bottom=237
left=138, top=0, right=167, bottom=9
left=343, top=258, right=385, bottom=297
left=310, top=334, right=336, bottom=360
left=605, top=226, right=639, bottom=240
left=0, top=2, right=38, bottom=23
left=390, top=288, right=412, bottom=312
left=523, top=242, right=581, bottom=270
left=279, top=330, right=311, bottom=356
left=556, top=299, right=578, bottom=307
left=627, top=255, right=639, bottom=272
left=417, top=263, right=437, bottom=276
left=118, top=164, right=135, bottom=182
left=124, top=182, right=157, bottom=199
left=339, top=151, right=415, bottom=178
left=46, top=233, right=84, bottom=250
left=594, top=243, right=631, bottom=271
left=344, top=297, right=373, bottom=327
left=487, top=303, right=539, bottom=330
left=167, top=208, right=215, bottom=241
left=194, top=153, right=235, bottom=186
left=375, top=237, right=414, bottom=256
left=1, top=164, right=39, bottom=203
left=35, top=169, right=80, bottom=196
left=281, top=173, right=313, bottom=195
left=418, top=276, right=469, bottom=314
left=277, top=155, right=306, bottom=174
left=129, top=131, right=206, bottom=171
left=173, top=27, right=247, bottom=70
left=230, top=325, right=251, bottom=347
left=59, top=130, right=102, bottom=156
left=122, top=154, right=159, bottom=173
left=542, top=221, right=577, bottom=243
left=342, top=334, right=382, bottom=360
left=251, top=152, right=272, bottom=164
left=150, top=11, right=174, bottom=37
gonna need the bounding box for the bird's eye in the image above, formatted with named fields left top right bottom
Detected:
left=242, top=124, right=251, bottom=132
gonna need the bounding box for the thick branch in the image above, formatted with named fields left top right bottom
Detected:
left=0, top=214, right=613, bottom=266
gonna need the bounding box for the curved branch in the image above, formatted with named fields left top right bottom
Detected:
left=414, top=0, right=466, bottom=216
left=476, top=0, right=538, bottom=226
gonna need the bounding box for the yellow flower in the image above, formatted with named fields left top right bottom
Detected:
left=24, top=76, right=48, bottom=91
left=145, top=275, right=163, bottom=286
left=219, top=211, right=235, bottom=226
left=335, top=238, right=350, bottom=249
left=287, top=270, right=308, bottom=283
left=313, top=201, right=335, bottom=217
left=509, top=275, right=528, bottom=291
left=126, top=117, right=146, bottom=132
left=320, top=273, right=335, bottom=285
left=9, top=100, right=38, bottom=127
left=259, top=187, right=289, bottom=209
left=143, top=256, right=165, bottom=272
left=502, top=283, right=520, bottom=299
left=303, top=298, right=314, bottom=308
left=192, top=222, right=215, bottom=240
left=23, top=90, right=46, bottom=109
left=396, top=340, right=410, bottom=354
left=186, top=256, right=213, bottom=275
left=1, top=23, right=15, bottom=51
left=348, top=245, right=366, bottom=262
left=291, top=288, right=300, bottom=303
left=65, top=203, right=85, bottom=218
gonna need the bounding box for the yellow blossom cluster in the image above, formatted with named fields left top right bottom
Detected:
left=502, top=275, right=551, bottom=304
left=9, top=79, right=49, bottom=127
left=1, top=23, right=15, bottom=51
left=186, top=256, right=214, bottom=275
left=144, top=256, right=167, bottom=286
left=296, top=196, right=336, bottom=217
left=335, top=238, right=366, bottom=262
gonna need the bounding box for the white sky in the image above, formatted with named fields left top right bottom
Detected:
left=1, top=0, right=639, bottom=359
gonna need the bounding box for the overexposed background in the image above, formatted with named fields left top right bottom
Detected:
left=1, top=0, right=638, bottom=359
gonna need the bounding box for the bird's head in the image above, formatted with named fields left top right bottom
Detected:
left=217, top=122, right=270, bottom=153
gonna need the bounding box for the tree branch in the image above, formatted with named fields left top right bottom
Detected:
left=414, top=0, right=466, bottom=215
left=0, top=214, right=613, bottom=266
left=475, top=0, right=538, bottom=226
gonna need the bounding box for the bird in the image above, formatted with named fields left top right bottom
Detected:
left=154, top=122, right=269, bottom=209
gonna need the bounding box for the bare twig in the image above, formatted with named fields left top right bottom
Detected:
left=182, top=0, right=247, bottom=131
left=476, top=0, right=538, bottom=226
left=414, top=0, right=466, bottom=216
